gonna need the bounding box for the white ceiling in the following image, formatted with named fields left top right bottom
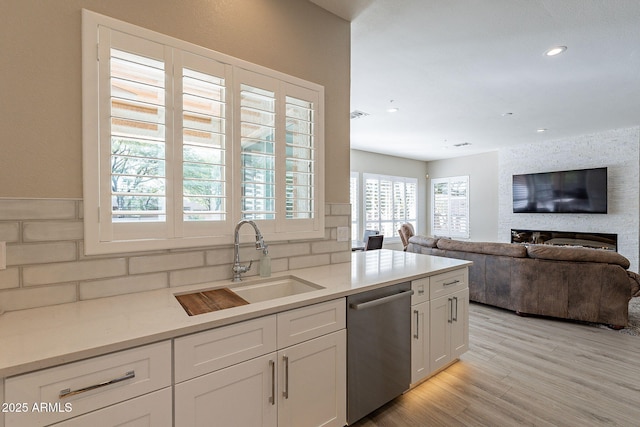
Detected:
left=310, top=0, right=640, bottom=161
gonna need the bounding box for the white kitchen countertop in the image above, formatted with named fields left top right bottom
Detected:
left=0, top=250, right=470, bottom=378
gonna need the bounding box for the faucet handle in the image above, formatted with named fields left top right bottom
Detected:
left=233, top=260, right=253, bottom=275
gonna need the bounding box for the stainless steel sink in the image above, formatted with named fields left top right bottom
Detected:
left=232, top=276, right=324, bottom=303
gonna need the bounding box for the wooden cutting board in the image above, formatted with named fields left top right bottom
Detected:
left=175, top=288, right=249, bottom=316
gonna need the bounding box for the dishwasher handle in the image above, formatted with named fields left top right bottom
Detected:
left=349, top=289, right=414, bottom=310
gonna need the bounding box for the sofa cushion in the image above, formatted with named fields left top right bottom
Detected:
left=526, top=244, right=630, bottom=268
left=436, top=239, right=527, bottom=258
left=408, top=235, right=439, bottom=248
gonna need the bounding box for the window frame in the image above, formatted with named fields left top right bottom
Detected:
left=431, top=176, right=470, bottom=239
left=350, top=172, right=359, bottom=241
left=82, top=10, right=324, bottom=254
left=361, top=173, right=418, bottom=242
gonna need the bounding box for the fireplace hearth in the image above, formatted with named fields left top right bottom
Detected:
left=511, top=229, right=617, bottom=251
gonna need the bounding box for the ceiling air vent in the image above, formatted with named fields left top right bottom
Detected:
left=453, top=142, right=472, bottom=147
left=350, top=110, right=370, bottom=119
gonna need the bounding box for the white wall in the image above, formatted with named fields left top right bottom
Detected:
left=499, top=127, right=640, bottom=271
left=350, top=149, right=428, bottom=249
left=426, top=151, right=499, bottom=242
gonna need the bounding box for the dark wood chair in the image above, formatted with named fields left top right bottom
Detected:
left=365, top=234, right=384, bottom=250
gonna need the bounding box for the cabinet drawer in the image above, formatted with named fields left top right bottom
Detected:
left=277, top=299, right=346, bottom=348
left=429, top=268, right=468, bottom=299
left=51, top=387, right=172, bottom=426
left=174, top=315, right=277, bottom=383
left=411, top=277, right=429, bottom=305
left=5, top=341, right=171, bottom=427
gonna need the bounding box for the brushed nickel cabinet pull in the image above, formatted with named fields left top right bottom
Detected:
left=269, top=360, right=275, bottom=405
left=414, top=309, right=419, bottom=339
left=283, top=355, right=289, bottom=399
left=453, top=296, right=458, bottom=322
left=448, top=298, right=453, bottom=324
left=59, top=370, right=135, bottom=399
left=444, top=279, right=460, bottom=286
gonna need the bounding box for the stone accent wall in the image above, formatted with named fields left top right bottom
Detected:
left=498, top=127, right=640, bottom=272
left=0, top=199, right=351, bottom=313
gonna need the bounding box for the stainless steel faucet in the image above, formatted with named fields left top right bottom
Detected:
left=232, top=220, right=266, bottom=282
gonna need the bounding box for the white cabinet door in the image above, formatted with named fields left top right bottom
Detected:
left=429, top=288, right=469, bottom=374
left=51, top=388, right=172, bottom=427
left=175, top=353, right=278, bottom=427
left=429, top=294, right=452, bottom=373
left=410, top=301, right=429, bottom=385
left=278, top=330, right=346, bottom=427
left=451, top=288, right=469, bottom=359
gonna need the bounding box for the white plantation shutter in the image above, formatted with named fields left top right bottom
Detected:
left=350, top=172, right=359, bottom=241
left=363, top=174, right=417, bottom=239
left=285, top=95, right=315, bottom=220
left=83, top=11, right=324, bottom=254
left=181, top=64, right=227, bottom=222
left=278, top=83, right=322, bottom=233
left=239, top=80, right=277, bottom=221
left=98, top=30, right=233, bottom=244
left=431, top=176, right=469, bottom=238
left=109, top=48, right=167, bottom=223
left=233, top=69, right=323, bottom=235
left=100, top=29, right=172, bottom=243
left=178, top=52, right=232, bottom=237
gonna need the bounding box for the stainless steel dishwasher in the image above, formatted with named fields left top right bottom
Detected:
left=346, top=282, right=413, bottom=424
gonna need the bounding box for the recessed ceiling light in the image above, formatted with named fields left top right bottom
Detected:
left=386, top=100, right=399, bottom=113
left=501, top=112, right=513, bottom=117
left=536, top=128, right=547, bottom=133
left=545, top=46, right=567, bottom=57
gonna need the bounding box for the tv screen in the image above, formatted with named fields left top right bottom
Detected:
left=512, top=167, right=607, bottom=213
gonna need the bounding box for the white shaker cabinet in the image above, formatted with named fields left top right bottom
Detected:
left=278, top=330, right=346, bottom=427
left=411, top=268, right=469, bottom=384
left=410, top=277, right=430, bottom=385
left=175, top=353, right=278, bottom=427
left=174, top=299, right=346, bottom=427
left=450, top=289, right=470, bottom=358
left=410, top=301, right=430, bottom=385
left=175, top=330, right=346, bottom=427
left=429, top=286, right=469, bottom=373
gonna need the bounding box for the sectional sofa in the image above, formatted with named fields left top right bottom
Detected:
left=407, top=236, right=640, bottom=327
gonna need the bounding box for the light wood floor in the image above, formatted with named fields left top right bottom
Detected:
left=352, top=302, right=640, bottom=427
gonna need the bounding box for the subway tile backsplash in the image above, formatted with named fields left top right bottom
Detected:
left=0, top=199, right=351, bottom=313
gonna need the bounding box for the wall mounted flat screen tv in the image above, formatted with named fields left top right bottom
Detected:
left=512, top=167, right=607, bottom=213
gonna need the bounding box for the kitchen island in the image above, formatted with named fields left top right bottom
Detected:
left=0, top=250, right=470, bottom=426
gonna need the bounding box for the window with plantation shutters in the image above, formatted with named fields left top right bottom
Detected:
left=83, top=10, right=324, bottom=254
left=350, top=172, right=359, bottom=241
left=431, top=176, right=469, bottom=238
left=362, top=174, right=417, bottom=240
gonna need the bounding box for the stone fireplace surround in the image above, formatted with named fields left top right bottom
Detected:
left=511, top=229, right=618, bottom=252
